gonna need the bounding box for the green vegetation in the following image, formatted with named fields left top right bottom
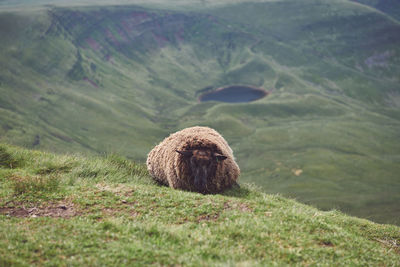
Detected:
left=0, top=143, right=399, bottom=265
left=350, top=0, right=400, bottom=21
left=0, top=0, right=399, bottom=225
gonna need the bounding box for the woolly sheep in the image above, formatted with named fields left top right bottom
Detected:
left=146, top=126, right=240, bottom=194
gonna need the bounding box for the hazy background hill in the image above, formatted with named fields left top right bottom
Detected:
left=0, top=0, right=399, bottom=225
left=349, top=0, right=400, bottom=21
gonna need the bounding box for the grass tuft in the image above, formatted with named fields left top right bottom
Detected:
left=106, top=153, right=150, bottom=179
left=34, top=162, right=72, bottom=175
left=0, top=145, right=19, bottom=169
left=9, top=173, right=60, bottom=195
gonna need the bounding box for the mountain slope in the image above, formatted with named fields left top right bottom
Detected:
left=0, top=144, right=399, bottom=265
left=349, top=0, right=400, bottom=21
left=0, top=1, right=400, bottom=224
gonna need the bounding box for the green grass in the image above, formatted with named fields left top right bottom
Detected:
left=0, top=1, right=399, bottom=226
left=0, top=143, right=399, bottom=266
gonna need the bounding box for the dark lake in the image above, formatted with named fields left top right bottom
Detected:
left=199, top=85, right=268, bottom=103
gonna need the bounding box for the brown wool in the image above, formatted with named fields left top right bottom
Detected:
left=146, top=126, right=240, bottom=193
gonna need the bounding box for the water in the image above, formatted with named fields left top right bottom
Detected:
left=199, top=85, right=268, bottom=103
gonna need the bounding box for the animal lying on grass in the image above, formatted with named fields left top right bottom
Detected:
left=146, top=126, right=240, bottom=194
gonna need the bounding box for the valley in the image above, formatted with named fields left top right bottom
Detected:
left=0, top=0, right=399, bottom=224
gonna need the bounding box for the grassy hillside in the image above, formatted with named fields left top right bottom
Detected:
left=0, top=144, right=399, bottom=265
left=349, top=0, right=400, bottom=21
left=0, top=0, right=400, bottom=225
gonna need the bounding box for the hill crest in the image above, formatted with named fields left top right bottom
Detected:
left=0, top=143, right=399, bottom=265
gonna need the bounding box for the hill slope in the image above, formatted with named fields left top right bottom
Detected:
left=349, top=0, right=400, bottom=21
left=0, top=144, right=399, bottom=265
left=0, top=0, right=400, bottom=225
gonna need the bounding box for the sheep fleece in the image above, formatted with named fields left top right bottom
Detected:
left=146, top=126, right=240, bottom=193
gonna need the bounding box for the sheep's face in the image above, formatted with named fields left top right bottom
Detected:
left=176, top=149, right=227, bottom=193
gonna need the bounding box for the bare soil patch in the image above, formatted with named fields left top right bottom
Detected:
left=0, top=201, right=78, bottom=218
left=223, top=201, right=253, bottom=213
left=319, top=240, right=335, bottom=247
left=195, top=201, right=254, bottom=223
left=197, top=213, right=219, bottom=222
left=375, top=238, right=400, bottom=254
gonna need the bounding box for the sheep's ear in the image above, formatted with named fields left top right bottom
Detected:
left=214, top=153, right=227, bottom=162
left=176, top=150, right=193, bottom=157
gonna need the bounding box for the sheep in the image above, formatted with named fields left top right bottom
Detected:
left=146, top=126, right=240, bottom=194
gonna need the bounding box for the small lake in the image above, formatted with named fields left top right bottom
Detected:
left=199, top=85, right=268, bottom=103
